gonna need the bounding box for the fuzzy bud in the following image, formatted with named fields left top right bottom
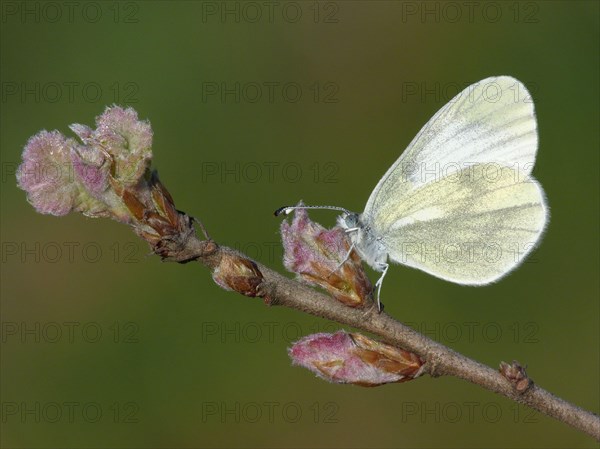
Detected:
left=17, top=107, right=205, bottom=259
left=212, top=253, right=264, bottom=297
left=500, top=360, right=532, bottom=393
left=18, top=106, right=155, bottom=224
left=16, top=130, right=108, bottom=217
left=289, top=331, right=424, bottom=386
left=280, top=206, right=372, bottom=307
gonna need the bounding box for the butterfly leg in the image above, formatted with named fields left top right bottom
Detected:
left=374, top=263, right=389, bottom=312
left=328, top=242, right=356, bottom=278
left=327, top=227, right=360, bottom=277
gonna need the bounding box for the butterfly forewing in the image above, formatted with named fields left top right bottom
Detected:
left=364, top=76, right=538, bottom=218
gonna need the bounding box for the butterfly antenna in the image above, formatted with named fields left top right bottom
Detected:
left=274, top=205, right=350, bottom=217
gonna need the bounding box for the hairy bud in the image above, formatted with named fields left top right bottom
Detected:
left=213, top=253, right=264, bottom=297
left=289, top=331, right=424, bottom=386
left=280, top=206, right=372, bottom=307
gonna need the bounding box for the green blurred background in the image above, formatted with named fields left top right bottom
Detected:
left=1, top=1, right=598, bottom=447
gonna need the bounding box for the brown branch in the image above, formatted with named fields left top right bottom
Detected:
left=155, top=221, right=600, bottom=440
left=18, top=109, right=598, bottom=440
left=99, top=171, right=599, bottom=440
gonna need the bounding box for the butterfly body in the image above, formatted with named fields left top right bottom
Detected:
left=338, top=212, right=389, bottom=273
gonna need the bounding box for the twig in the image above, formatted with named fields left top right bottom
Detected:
left=16, top=109, right=598, bottom=439
left=164, top=228, right=600, bottom=440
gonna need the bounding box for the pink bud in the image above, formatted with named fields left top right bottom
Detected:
left=17, top=130, right=81, bottom=216
left=289, top=331, right=424, bottom=386
left=281, top=206, right=372, bottom=307
left=17, top=107, right=156, bottom=224
left=92, top=106, right=152, bottom=185
left=70, top=145, right=109, bottom=195
left=17, top=108, right=201, bottom=254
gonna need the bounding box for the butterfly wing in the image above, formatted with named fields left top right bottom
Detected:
left=377, top=164, right=547, bottom=284
left=364, top=76, right=538, bottom=219
left=361, top=76, right=547, bottom=283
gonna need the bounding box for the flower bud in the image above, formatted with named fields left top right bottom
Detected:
left=18, top=106, right=156, bottom=225
left=280, top=206, right=372, bottom=307
left=212, top=253, right=264, bottom=297
left=91, top=106, right=153, bottom=185
left=289, top=331, right=424, bottom=386
left=500, top=360, right=531, bottom=393
left=17, top=130, right=107, bottom=216
left=17, top=107, right=210, bottom=262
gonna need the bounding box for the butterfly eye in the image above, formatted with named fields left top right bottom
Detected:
left=341, top=213, right=360, bottom=229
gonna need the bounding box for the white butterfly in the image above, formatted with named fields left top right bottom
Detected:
left=277, top=76, right=548, bottom=308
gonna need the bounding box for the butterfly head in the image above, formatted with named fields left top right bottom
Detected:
left=337, top=211, right=360, bottom=231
